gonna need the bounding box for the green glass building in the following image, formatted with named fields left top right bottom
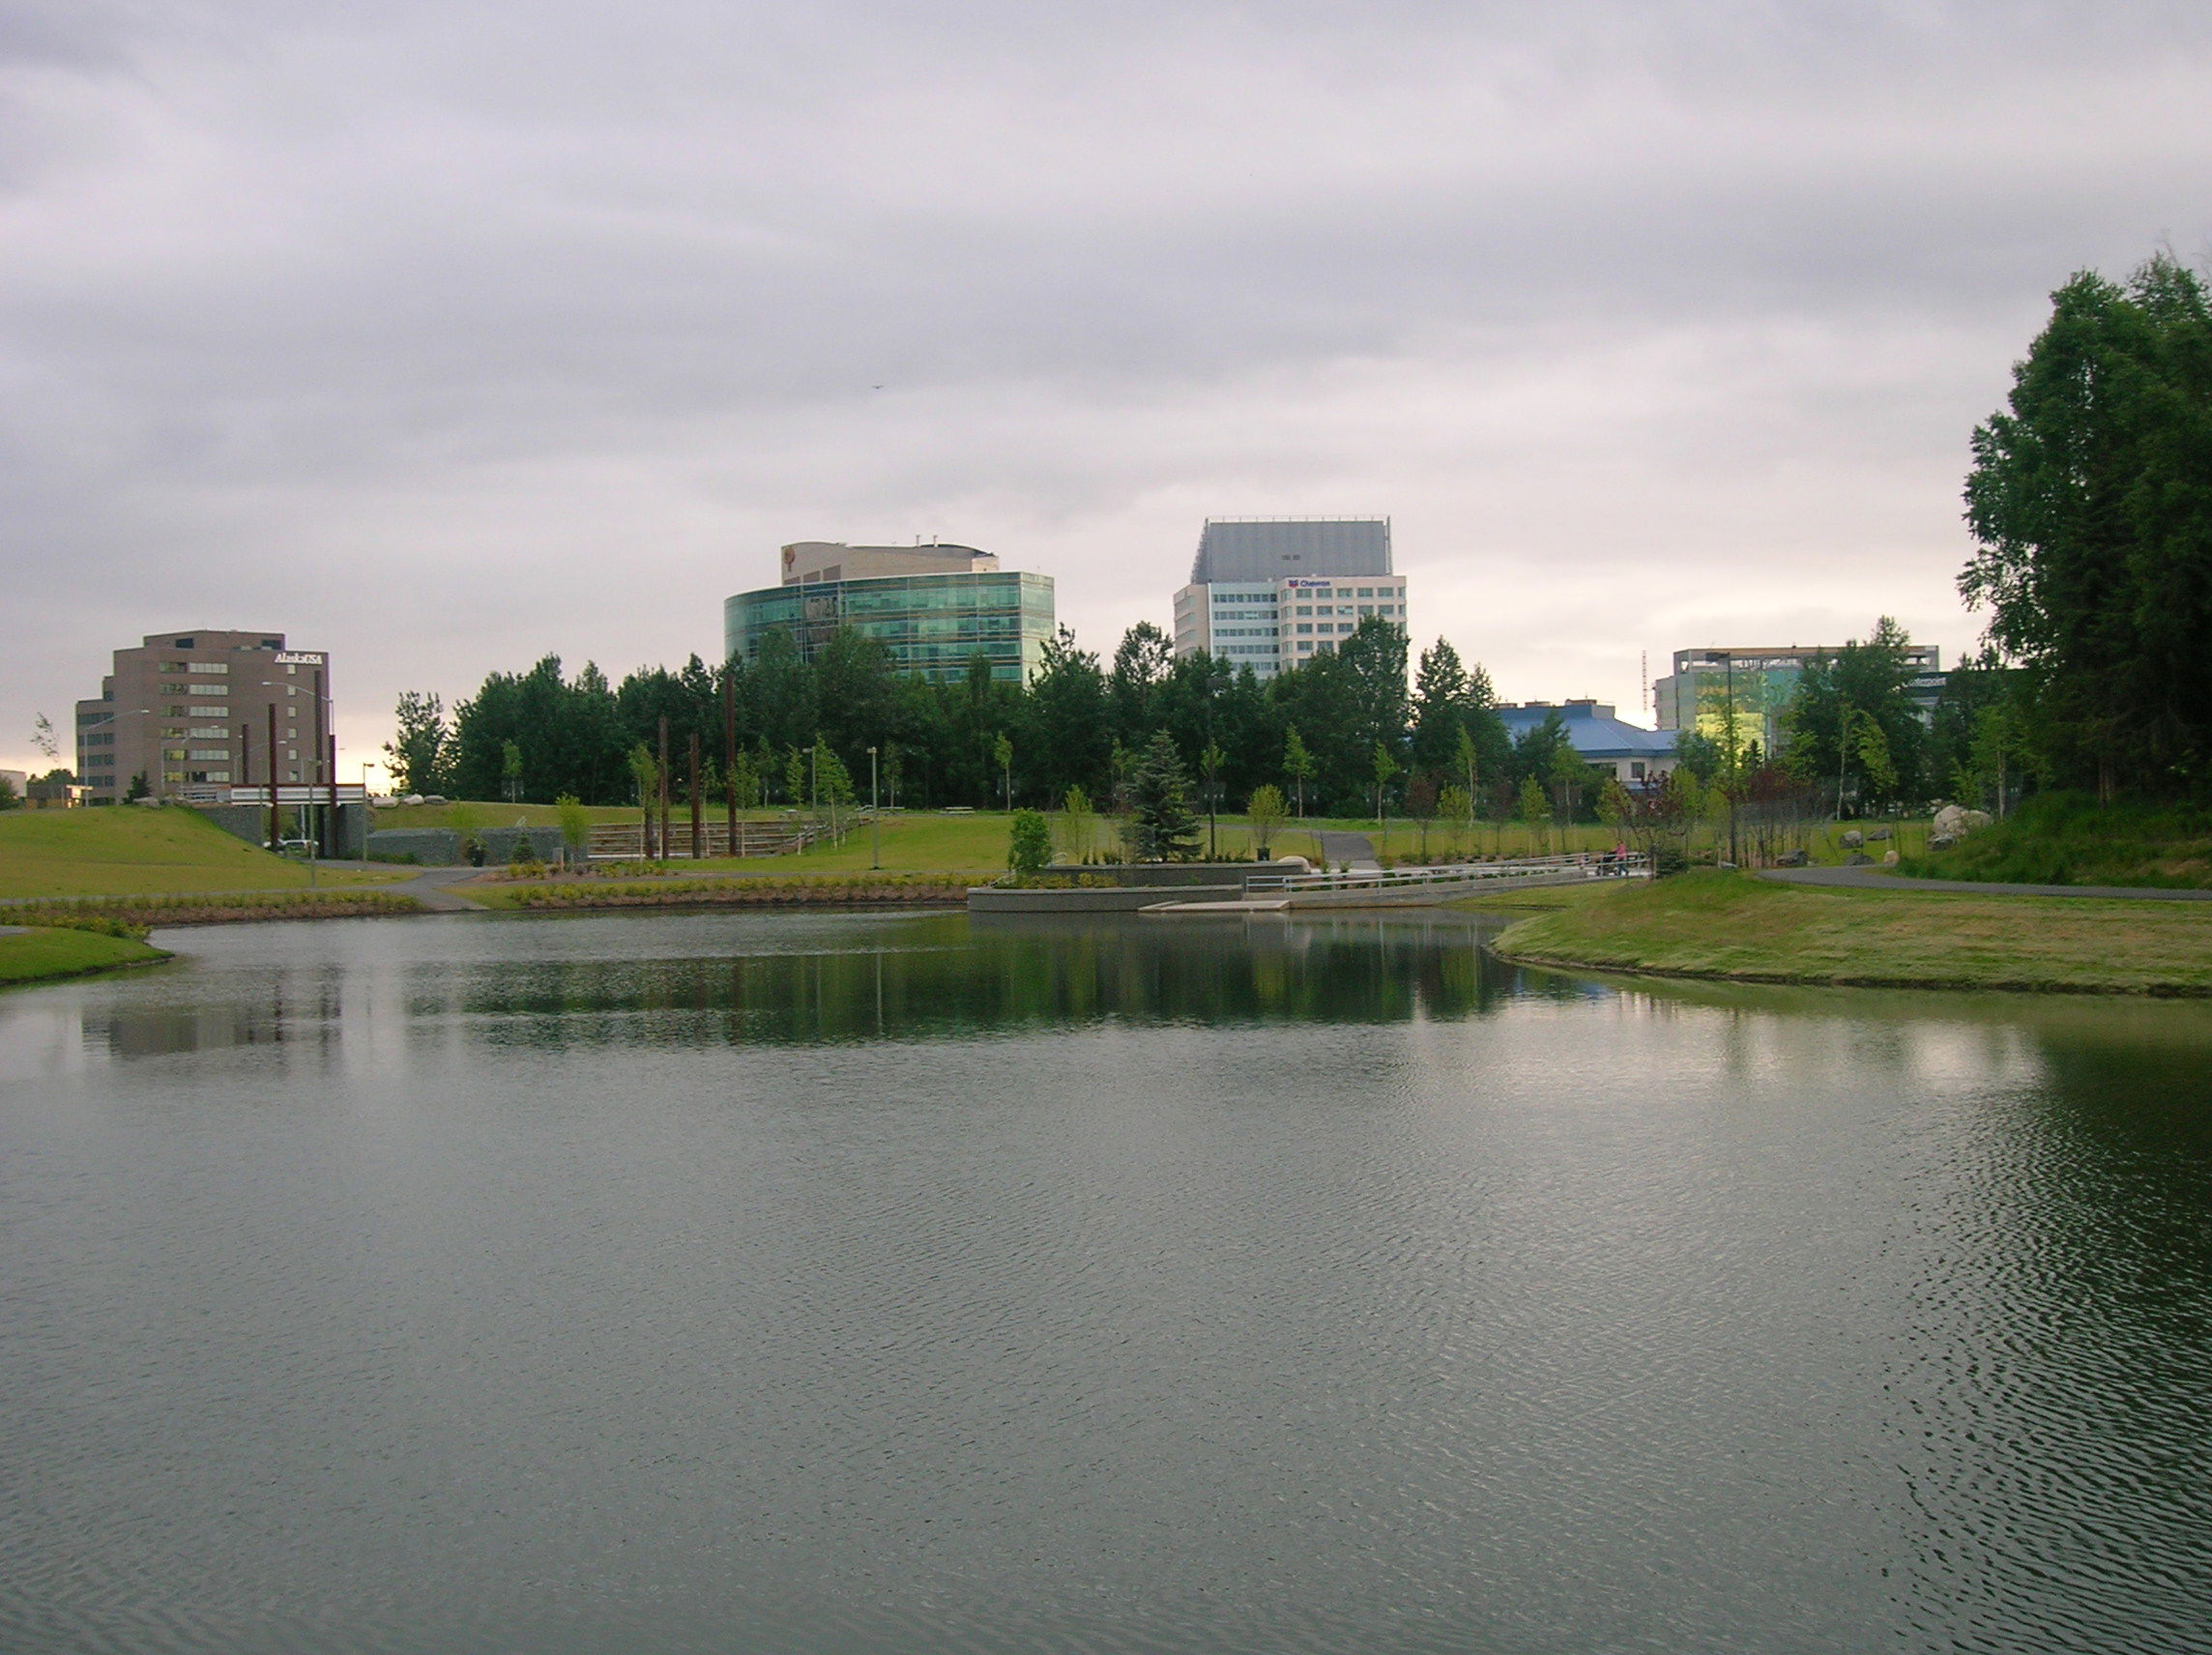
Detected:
left=1654, top=643, right=1945, bottom=756
left=724, top=542, right=1056, bottom=683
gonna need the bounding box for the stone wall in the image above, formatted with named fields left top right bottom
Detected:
left=367, top=826, right=567, bottom=866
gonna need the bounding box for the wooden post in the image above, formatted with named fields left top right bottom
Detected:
left=656, top=715, right=671, bottom=865
left=722, top=667, right=737, bottom=859
left=689, top=733, right=702, bottom=859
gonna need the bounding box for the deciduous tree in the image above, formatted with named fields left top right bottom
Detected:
left=1962, top=252, right=2212, bottom=798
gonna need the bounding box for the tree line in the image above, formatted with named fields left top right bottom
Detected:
left=383, top=618, right=1631, bottom=824
left=392, top=239, right=2212, bottom=845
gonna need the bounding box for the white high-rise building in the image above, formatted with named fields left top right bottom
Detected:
left=1171, top=518, right=1406, bottom=679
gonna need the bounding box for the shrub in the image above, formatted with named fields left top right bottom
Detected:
left=1007, top=808, right=1052, bottom=874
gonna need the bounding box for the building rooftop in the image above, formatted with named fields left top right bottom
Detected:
left=1191, top=518, right=1391, bottom=585
left=781, top=540, right=997, bottom=586
left=1495, top=700, right=1678, bottom=758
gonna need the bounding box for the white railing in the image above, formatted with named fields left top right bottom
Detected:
left=199, top=784, right=368, bottom=806
left=1245, top=851, right=1648, bottom=895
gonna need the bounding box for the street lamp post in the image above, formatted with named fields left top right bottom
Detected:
left=359, top=761, right=377, bottom=863
left=868, top=746, right=880, bottom=870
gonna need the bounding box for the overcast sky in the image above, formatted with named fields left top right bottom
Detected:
left=5, top=0, right=2210, bottom=779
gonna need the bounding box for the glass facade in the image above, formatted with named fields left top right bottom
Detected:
left=1654, top=645, right=1945, bottom=754
left=724, top=571, right=1056, bottom=683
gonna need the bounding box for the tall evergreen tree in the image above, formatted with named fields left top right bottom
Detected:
left=1126, top=730, right=1200, bottom=861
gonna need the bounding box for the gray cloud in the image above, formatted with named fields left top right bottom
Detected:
left=4, top=0, right=2209, bottom=767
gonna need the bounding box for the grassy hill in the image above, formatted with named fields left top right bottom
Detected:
left=1899, top=794, right=2212, bottom=889
left=0, top=808, right=403, bottom=899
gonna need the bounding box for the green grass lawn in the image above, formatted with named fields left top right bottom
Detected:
left=0, top=808, right=406, bottom=899
left=0, top=925, right=171, bottom=986
left=1488, top=870, right=2212, bottom=995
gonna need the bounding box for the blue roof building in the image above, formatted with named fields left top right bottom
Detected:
left=1493, top=700, right=1679, bottom=785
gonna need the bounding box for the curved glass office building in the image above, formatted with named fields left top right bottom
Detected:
left=725, top=541, right=1056, bottom=683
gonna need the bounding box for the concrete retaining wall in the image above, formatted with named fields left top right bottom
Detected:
left=967, top=884, right=1244, bottom=913
left=196, top=801, right=366, bottom=858
left=367, top=826, right=567, bottom=866
left=1051, top=861, right=1295, bottom=888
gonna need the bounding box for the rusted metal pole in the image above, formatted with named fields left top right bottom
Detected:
left=310, top=669, right=326, bottom=858
left=689, top=732, right=702, bottom=859
left=266, top=705, right=279, bottom=848
left=656, top=715, right=670, bottom=865
left=722, top=667, right=737, bottom=858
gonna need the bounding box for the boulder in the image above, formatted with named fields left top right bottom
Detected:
left=1844, top=852, right=1877, bottom=867
left=1866, top=826, right=1891, bottom=842
left=1881, top=850, right=1899, bottom=866
left=1931, top=804, right=1994, bottom=840
left=1928, top=833, right=1958, bottom=851
left=1841, top=829, right=1864, bottom=849
left=1774, top=849, right=1809, bottom=868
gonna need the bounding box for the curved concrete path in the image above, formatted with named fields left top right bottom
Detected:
left=1316, top=831, right=1381, bottom=871
left=1761, top=866, right=2212, bottom=902
left=388, top=868, right=493, bottom=912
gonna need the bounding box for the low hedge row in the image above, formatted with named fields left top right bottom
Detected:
left=509, top=875, right=969, bottom=910
left=7, top=890, right=423, bottom=929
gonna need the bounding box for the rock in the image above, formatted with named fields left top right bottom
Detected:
left=1932, top=804, right=1994, bottom=839
left=1841, top=829, right=1864, bottom=849
left=1774, top=849, right=1809, bottom=867
left=1844, top=852, right=1877, bottom=867
left=1867, top=826, right=1891, bottom=841
left=1928, top=833, right=1958, bottom=851
left=1882, top=850, right=1899, bottom=865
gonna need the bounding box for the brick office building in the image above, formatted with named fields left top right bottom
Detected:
left=74, top=630, right=335, bottom=804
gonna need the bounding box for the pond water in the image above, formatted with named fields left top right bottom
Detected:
left=2, top=910, right=2209, bottom=1654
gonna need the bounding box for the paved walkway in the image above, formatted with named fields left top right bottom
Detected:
left=1316, top=831, right=1381, bottom=872
left=389, top=868, right=492, bottom=912
left=1761, top=866, right=2212, bottom=902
